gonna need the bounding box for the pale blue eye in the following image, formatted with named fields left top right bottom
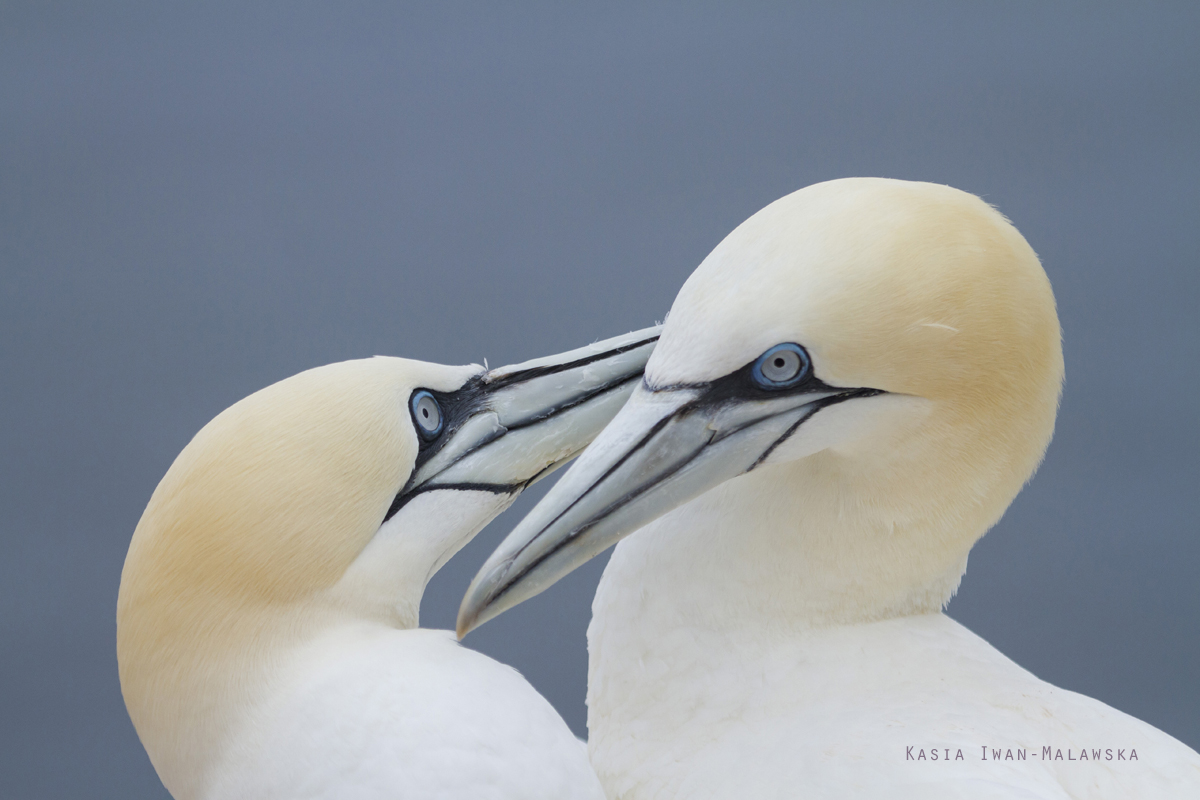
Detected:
left=751, top=343, right=810, bottom=389
left=411, top=390, right=444, bottom=439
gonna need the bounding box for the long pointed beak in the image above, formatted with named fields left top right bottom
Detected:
left=456, top=379, right=878, bottom=637
left=386, top=327, right=660, bottom=519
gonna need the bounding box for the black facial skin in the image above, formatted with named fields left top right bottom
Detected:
left=382, top=331, right=660, bottom=522
left=480, top=347, right=883, bottom=605
left=642, top=347, right=882, bottom=472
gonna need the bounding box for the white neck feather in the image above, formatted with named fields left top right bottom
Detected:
left=591, top=454, right=964, bottom=651
left=584, top=391, right=1027, bottom=753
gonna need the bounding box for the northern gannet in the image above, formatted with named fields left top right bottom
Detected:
left=459, top=179, right=1200, bottom=798
left=117, top=327, right=658, bottom=800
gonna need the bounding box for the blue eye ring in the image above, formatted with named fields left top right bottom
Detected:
left=751, top=343, right=811, bottom=389
left=410, top=390, right=444, bottom=440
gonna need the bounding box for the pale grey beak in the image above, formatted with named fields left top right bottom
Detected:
left=385, top=326, right=660, bottom=521
left=456, top=377, right=878, bottom=637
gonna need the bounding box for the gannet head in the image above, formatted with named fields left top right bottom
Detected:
left=459, top=178, right=1063, bottom=636
left=116, top=328, right=657, bottom=797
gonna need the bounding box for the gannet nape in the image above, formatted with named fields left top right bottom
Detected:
left=117, top=327, right=658, bottom=800
left=459, top=178, right=1200, bottom=797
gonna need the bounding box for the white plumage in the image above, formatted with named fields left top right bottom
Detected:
left=461, top=178, right=1200, bottom=798
left=588, top=561, right=1199, bottom=798
left=208, top=626, right=597, bottom=799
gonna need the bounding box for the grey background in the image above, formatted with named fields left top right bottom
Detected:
left=2, top=2, right=1197, bottom=796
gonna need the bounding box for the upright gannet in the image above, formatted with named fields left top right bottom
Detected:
left=460, top=179, right=1200, bottom=798
left=117, top=327, right=658, bottom=800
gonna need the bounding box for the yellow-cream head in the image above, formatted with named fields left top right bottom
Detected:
left=459, top=178, right=1063, bottom=635
left=118, top=328, right=658, bottom=797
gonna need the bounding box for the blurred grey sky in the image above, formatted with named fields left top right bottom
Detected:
left=1, top=3, right=1197, bottom=797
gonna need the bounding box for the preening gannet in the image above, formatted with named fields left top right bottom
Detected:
left=117, top=327, right=658, bottom=800
left=460, top=179, right=1200, bottom=798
